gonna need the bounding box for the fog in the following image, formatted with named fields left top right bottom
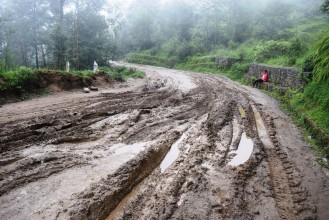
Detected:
left=0, top=0, right=325, bottom=70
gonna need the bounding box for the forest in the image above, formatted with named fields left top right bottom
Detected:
left=0, top=0, right=329, bottom=160
left=0, top=0, right=327, bottom=70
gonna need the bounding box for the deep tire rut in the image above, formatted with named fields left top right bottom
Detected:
left=0, top=63, right=327, bottom=220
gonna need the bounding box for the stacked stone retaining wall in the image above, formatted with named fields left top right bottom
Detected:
left=247, top=64, right=308, bottom=89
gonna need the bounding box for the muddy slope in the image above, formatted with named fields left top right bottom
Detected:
left=0, top=63, right=328, bottom=220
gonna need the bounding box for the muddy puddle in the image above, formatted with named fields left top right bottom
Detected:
left=0, top=63, right=326, bottom=220
left=160, top=133, right=187, bottom=173
left=228, top=132, right=254, bottom=166
left=106, top=182, right=143, bottom=220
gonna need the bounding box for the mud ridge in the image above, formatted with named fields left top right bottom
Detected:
left=255, top=107, right=316, bottom=219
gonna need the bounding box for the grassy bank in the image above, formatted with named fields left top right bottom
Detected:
left=0, top=66, right=145, bottom=103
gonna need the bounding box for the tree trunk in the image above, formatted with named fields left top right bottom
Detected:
left=41, top=45, right=47, bottom=68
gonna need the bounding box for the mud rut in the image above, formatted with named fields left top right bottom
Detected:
left=0, top=63, right=328, bottom=220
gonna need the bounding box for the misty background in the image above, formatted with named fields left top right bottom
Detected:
left=0, top=0, right=327, bottom=70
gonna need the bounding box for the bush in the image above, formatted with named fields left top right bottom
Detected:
left=302, top=55, right=315, bottom=72
left=125, top=53, right=168, bottom=67
left=70, top=70, right=94, bottom=77
left=254, top=39, right=305, bottom=63
left=254, top=40, right=291, bottom=61
left=0, top=67, right=38, bottom=91
left=313, top=30, right=329, bottom=82
left=99, top=66, right=145, bottom=81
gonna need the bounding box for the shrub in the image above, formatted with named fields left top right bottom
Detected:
left=0, top=67, right=38, bottom=91
left=302, top=55, right=315, bottom=72
left=254, top=40, right=290, bottom=61
left=313, top=30, right=329, bottom=82
left=125, top=53, right=168, bottom=67
left=99, top=66, right=145, bottom=81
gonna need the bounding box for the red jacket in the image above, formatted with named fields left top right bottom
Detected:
left=261, top=73, right=269, bottom=82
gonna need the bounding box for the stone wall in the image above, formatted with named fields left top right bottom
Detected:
left=247, top=64, right=308, bottom=89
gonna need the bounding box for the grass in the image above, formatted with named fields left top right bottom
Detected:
left=0, top=65, right=145, bottom=91
left=99, top=66, right=145, bottom=81
left=267, top=81, right=329, bottom=167
left=0, top=67, right=38, bottom=91
left=0, top=65, right=145, bottom=104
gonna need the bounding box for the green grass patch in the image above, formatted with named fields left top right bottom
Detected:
left=0, top=67, right=38, bottom=91
left=269, top=81, right=329, bottom=167
left=99, top=66, right=145, bottom=81
left=125, top=53, right=170, bottom=68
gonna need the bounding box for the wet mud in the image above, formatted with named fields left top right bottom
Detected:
left=0, top=62, right=328, bottom=219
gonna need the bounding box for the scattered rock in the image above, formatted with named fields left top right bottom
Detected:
left=90, top=86, right=99, bottom=91
left=83, top=87, right=90, bottom=93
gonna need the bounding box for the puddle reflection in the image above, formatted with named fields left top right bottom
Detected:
left=228, top=132, right=254, bottom=166
left=160, top=133, right=187, bottom=173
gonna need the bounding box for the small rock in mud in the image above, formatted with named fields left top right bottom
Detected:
left=83, top=87, right=90, bottom=93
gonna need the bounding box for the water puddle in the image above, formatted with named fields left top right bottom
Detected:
left=106, top=182, right=143, bottom=220
left=228, top=132, right=254, bottom=166
left=160, top=133, right=187, bottom=173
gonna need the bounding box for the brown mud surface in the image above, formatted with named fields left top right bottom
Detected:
left=1, top=62, right=328, bottom=220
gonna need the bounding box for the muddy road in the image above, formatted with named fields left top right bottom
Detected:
left=1, top=62, right=328, bottom=220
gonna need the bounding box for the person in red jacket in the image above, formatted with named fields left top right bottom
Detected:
left=253, top=70, right=269, bottom=87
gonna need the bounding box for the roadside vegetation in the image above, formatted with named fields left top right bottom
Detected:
left=0, top=66, right=144, bottom=103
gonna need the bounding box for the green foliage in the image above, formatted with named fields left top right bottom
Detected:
left=69, top=70, right=94, bottom=78
left=286, top=81, right=329, bottom=161
left=302, top=55, right=315, bottom=72
left=304, top=81, right=329, bottom=112
left=50, top=25, right=68, bottom=70
left=253, top=40, right=304, bottom=62
left=0, top=60, right=5, bottom=73
left=125, top=53, right=169, bottom=67
left=313, top=30, right=329, bottom=82
left=321, top=0, right=329, bottom=14
left=0, top=67, right=37, bottom=91
left=99, top=66, right=145, bottom=81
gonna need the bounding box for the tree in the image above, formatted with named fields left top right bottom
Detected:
left=64, top=0, right=116, bottom=69
left=49, top=0, right=69, bottom=69
left=255, top=0, right=294, bottom=40
left=321, top=0, right=329, bottom=14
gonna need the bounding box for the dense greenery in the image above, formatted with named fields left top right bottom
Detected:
left=313, top=31, right=329, bottom=82
left=118, top=0, right=326, bottom=65
left=0, top=67, right=38, bottom=91
left=99, top=66, right=145, bottom=81
left=0, top=66, right=144, bottom=93
left=0, top=0, right=119, bottom=70
left=321, top=0, right=329, bottom=14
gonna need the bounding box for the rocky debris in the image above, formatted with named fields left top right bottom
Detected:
left=90, top=86, right=99, bottom=91
left=83, top=87, right=91, bottom=93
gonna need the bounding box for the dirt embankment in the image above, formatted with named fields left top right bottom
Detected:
left=0, top=62, right=328, bottom=220
left=0, top=71, right=114, bottom=103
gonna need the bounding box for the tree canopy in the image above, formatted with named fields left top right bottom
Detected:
left=0, top=0, right=327, bottom=71
left=0, top=0, right=119, bottom=70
